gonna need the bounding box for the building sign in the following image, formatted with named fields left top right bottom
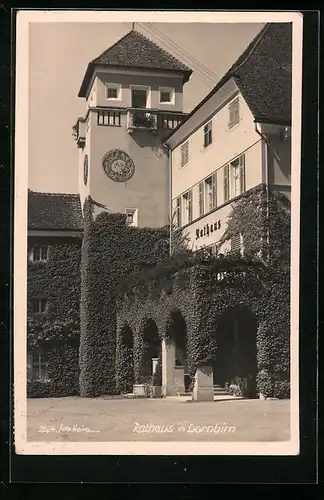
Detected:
left=196, top=220, right=221, bottom=240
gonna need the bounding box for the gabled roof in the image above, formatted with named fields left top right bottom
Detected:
left=166, top=22, right=292, bottom=143
left=28, top=191, right=83, bottom=231
left=78, top=29, right=192, bottom=97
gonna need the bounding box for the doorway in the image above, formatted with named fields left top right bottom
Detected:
left=131, top=87, right=148, bottom=109
left=213, top=307, right=258, bottom=397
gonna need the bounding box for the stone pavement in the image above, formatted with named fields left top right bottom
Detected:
left=27, top=396, right=290, bottom=442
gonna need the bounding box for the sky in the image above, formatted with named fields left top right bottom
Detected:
left=27, top=21, right=264, bottom=193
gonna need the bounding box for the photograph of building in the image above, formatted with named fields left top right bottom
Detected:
left=22, top=15, right=298, bottom=447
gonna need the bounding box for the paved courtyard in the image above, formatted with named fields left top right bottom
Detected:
left=27, top=396, right=290, bottom=442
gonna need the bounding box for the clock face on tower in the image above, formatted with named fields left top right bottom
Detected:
left=83, top=154, right=88, bottom=185
left=102, top=149, right=135, bottom=182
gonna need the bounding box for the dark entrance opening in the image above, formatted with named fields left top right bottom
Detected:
left=167, top=311, right=190, bottom=392
left=142, top=319, right=161, bottom=379
left=213, top=306, right=258, bottom=398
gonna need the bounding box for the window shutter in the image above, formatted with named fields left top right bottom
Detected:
left=240, top=154, right=246, bottom=193
left=231, top=233, right=241, bottom=253
left=224, top=164, right=229, bottom=202
left=198, top=182, right=204, bottom=216
left=176, top=197, right=181, bottom=228
left=188, top=189, right=192, bottom=222
left=212, top=173, right=217, bottom=209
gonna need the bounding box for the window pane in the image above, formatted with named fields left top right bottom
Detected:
left=160, top=92, right=170, bottom=102
left=107, top=87, right=118, bottom=99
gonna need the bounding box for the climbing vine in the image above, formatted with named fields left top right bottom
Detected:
left=79, top=196, right=171, bottom=397
left=27, top=238, right=81, bottom=397
left=218, top=185, right=291, bottom=267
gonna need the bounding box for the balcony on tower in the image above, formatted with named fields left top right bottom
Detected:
left=126, top=108, right=186, bottom=134
left=127, top=108, right=158, bottom=133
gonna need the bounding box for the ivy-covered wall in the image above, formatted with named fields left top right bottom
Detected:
left=218, top=184, right=291, bottom=267
left=116, top=256, right=290, bottom=399
left=79, top=197, right=170, bottom=397
left=27, top=236, right=81, bottom=397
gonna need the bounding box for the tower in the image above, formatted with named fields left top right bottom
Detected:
left=73, top=29, right=192, bottom=228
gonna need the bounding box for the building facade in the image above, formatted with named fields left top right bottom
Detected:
left=27, top=23, right=292, bottom=399
left=166, top=22, right=292, bottom=256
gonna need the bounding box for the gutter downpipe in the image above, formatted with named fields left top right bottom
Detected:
left=163, top=141, right=173, bottom=257
left=254, top=121, right=270, bottom=263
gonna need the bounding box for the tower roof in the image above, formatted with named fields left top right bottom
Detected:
left=78, top=29, right=193, bottom=97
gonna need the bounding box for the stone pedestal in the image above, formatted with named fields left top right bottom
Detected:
left=133, top=384, right=146, bottom=397
left=162, top=339, right=185, bottom=396
left=192, top=365, right=214, bottom=402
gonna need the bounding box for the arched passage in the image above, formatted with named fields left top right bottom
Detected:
left=213, top=305, right=258, bottom=398
left=142, top=318, right=161, bottom=379
left=116, top=323, right=135, bottom=394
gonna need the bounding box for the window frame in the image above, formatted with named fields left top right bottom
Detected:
left=105, top=83, right=122, bottom=101
left=125, top=208, right=138, bottom=227
left=182, top=189, right=192, bottom=225
left=180, top=141, right=189, bottom=168
left=130, top=84, right=151, bottom=109
left=159, top=86, right=175, bottom=105
left=31, top=298, right=47, bottom=314
left=203, top=120, right=213, bottom=148
left=204, top=173, right=217, bottom=212
left=30, top=244, right=48, bottom=262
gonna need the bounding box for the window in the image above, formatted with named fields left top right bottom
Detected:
left=203, top=120, right=213, bottom=148
left=204, top=174, right=217, bottom=212
left=105, top=83, right=121, bottom=100
left=180, top=141, right=189, bottom=167
left=182, top=190, right=192, bottom=225
left=175, top=197, right=182, bottom=228
left=31, top=298, right=47, bottom=314
left=30, top=245, right=48, bottom=262
left=229, top=96, right=240, bottom=128
left=125, top=208, right=138, bottom=227
left=31, top=351, right=47, bottom=379
left=224, top=154, right=245, bottom=202
left=230, top=155, right=245, bottom=198
left=159, top=87, right=175, bottom=105
left=131, top=86, right=149, bottom=108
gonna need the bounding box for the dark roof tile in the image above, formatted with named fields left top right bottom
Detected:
left=79, top=30, right=192, bottom=97
left=166, top=22, right=292, bottom=141
left=28, top=191, right=83, bottom=231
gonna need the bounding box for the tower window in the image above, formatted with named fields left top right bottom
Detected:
left=105, top=83, right=121, bottom=100
left=159, top=87, right=175, bottom=105
left=125, top=208, right=138, bottom=227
